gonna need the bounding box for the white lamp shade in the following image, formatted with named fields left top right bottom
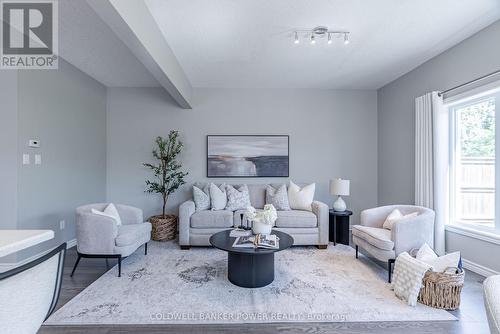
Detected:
left=330, top=179, right=350, bottom=196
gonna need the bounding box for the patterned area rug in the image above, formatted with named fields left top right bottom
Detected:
left=46, top=241, right=455, bottom=325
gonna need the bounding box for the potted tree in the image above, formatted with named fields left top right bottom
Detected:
left=144, top=131, right=188, bottom=241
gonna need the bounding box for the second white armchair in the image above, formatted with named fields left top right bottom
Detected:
left=352, top=205, right=435, bottom=282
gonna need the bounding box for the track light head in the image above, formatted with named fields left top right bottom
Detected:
left=327, top=33, right=332, bottom=44
left=310, top=34, right=316, bottom=44
left=344, top=33, right=350, bottom=44
left=294, top=31, right=299, bottom=44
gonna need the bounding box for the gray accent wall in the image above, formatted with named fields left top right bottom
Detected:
left=106, top=88, right=378, bottom=225
left=0, top=71, right=19, bottom=264
left=13, top=59, right=107, bottom=262
left=378, top=20, right=500, bottom=272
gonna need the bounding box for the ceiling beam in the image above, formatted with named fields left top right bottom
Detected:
left=86, top=0, right=192, bottom=109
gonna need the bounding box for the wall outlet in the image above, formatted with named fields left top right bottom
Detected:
left=59, top=220, right=65, bottom=230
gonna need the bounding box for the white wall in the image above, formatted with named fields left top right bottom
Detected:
left=13, top=59, right=107, bottom=261
left=0, top=71, right=19, bottom=264
left=106, top=88, right=378, bottom=224
left=378, top=20, right=500, bottom=273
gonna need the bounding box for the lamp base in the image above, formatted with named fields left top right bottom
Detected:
left=333, top=196, right=347, bottom=212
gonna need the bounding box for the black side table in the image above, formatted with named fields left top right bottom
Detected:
left=329, top=210, right=352, bottom=246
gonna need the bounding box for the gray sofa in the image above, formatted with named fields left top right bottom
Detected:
left=179, top=184, right=329, bottom=248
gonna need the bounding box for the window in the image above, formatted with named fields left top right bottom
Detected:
left=449, top=88, right=500, bottom=233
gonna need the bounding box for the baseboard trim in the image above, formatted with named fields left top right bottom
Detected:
left=462, top=258, right=499, bottom=277
left=0, top=239, right=76, bottom=272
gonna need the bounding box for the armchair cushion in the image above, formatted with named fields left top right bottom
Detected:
left=91, top=203, right=122, bottom=226
left=191, top=210, right=234, bottom=228
left=352, top=225, right=394, bottom=251
left=275, top=210, right=317, bottom=228
left=115, top=223, right=152, bottom=247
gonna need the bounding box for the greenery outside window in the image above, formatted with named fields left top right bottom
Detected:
left=448, top=88, right=500, bottom=234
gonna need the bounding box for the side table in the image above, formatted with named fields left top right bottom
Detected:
left=329, top=210, right=352, bottom=246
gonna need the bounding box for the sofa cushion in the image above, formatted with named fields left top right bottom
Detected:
left=275, top=210, right=317, bottom=228
left=115, top=223, right=152, bottom=247
left=225, top=184, right=251, bottom=211
left=191, top=210, right=234, bottom=228
left=247, top=184, right=266, bottom=209
left=266, top=184, right=291, bottom=210
left=352, top=225, right=394, bottom=251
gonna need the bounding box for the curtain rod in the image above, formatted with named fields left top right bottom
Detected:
left=438, top=69, right=500, bottom=97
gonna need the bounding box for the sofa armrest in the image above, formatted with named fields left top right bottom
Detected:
left=76, top=213, right=118, bottom=254
left=179, top=200, right=195, bottom=246
left=312, top=200, right=329, bottom=245
left=392, top=214, right=434, bottom=256
left=116, top=204, right=143, bottom=225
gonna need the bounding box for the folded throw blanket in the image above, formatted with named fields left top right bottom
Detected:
left=392, top=252, right=432, bottom=306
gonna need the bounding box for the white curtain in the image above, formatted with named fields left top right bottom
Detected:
left=415, top=92, right=447, bottom=256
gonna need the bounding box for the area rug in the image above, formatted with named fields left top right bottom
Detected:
left=46, top=241, right=456, bottom=325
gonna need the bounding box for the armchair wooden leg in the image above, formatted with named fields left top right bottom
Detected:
left=388, top=259, right=395, bottom=283
left=70, top=254, right=81, bottom=277
left=317, top=244, right=327, bottom=249
left=180, top=245, right=190, bottom=250
left=118, top=256, right=122, bottom=277
left=144, top=242, right=148, bottom=255
left=355, top=245, right=358, bottom=259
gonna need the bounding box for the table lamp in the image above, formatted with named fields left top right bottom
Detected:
left=330, top=178, right=350, bottom=212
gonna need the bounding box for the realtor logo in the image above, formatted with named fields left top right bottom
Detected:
left=1, top=0, right=58, bottom=69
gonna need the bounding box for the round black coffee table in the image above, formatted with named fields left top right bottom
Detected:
left=210, top=229, right=294, bottom=288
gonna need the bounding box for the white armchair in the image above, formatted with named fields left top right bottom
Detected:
left=72, top=203, right=152, bottom=277
left=352, top=205, right=435, bottom=282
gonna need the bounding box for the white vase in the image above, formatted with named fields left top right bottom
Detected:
left=252, top=220, right=272, bottom=235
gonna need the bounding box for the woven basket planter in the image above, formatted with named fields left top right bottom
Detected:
left=149, top=215, right=177, bottom=241
left=418, top=267, right=465, bottom=310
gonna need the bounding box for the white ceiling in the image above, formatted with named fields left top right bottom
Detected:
left=145, top=0, right=500, bottom=89
left=59, top=0, right=159, bottom=87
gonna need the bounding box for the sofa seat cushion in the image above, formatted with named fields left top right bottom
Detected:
left=115, top=223, right=152, bottom=247
left=275, top=210, right=317, bottom=228
left=191, top=210, right=234, bottom=228
left=352, top=225, right=394, bottom=251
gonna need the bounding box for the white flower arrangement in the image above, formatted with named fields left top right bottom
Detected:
left=245, top=204, right=278, bottom=225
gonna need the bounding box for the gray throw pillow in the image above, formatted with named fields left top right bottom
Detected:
left=225, top=184, right=252, bottom=211
left=266, top=184, right=291, bottom=210
left=193, top=185, right=210, bottom=211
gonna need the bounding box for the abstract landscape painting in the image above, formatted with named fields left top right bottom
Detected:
left=207, top=135, right=289, bottom=177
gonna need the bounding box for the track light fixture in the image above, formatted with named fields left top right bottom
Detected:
left=293, top=26, right=350, bottom=46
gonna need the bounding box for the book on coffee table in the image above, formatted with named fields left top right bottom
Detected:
left=232, top=234, right=279, bottom=249
left=229, top=228, right=252, bottom=238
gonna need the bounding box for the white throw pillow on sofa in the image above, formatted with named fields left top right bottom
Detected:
left=287, top=181, right=315, bottom=211
left=383, top=209, right=419, bottom=230
left=209, top=183, right=227, bottom=210
left=91, top=203, right=122, bottom=226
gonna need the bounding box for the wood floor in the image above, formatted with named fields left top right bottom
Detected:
left=38, top=246, right=491, bottom=334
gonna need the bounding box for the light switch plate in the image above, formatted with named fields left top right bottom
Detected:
left=23, top=154, right=30, bottom=165
left=35, top=154, right=41, bottom=165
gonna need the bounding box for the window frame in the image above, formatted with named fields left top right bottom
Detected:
left=447, top=88, right=500, bottom=235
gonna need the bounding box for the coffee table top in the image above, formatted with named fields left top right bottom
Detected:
left=209, top=229, right=294, bottom=255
